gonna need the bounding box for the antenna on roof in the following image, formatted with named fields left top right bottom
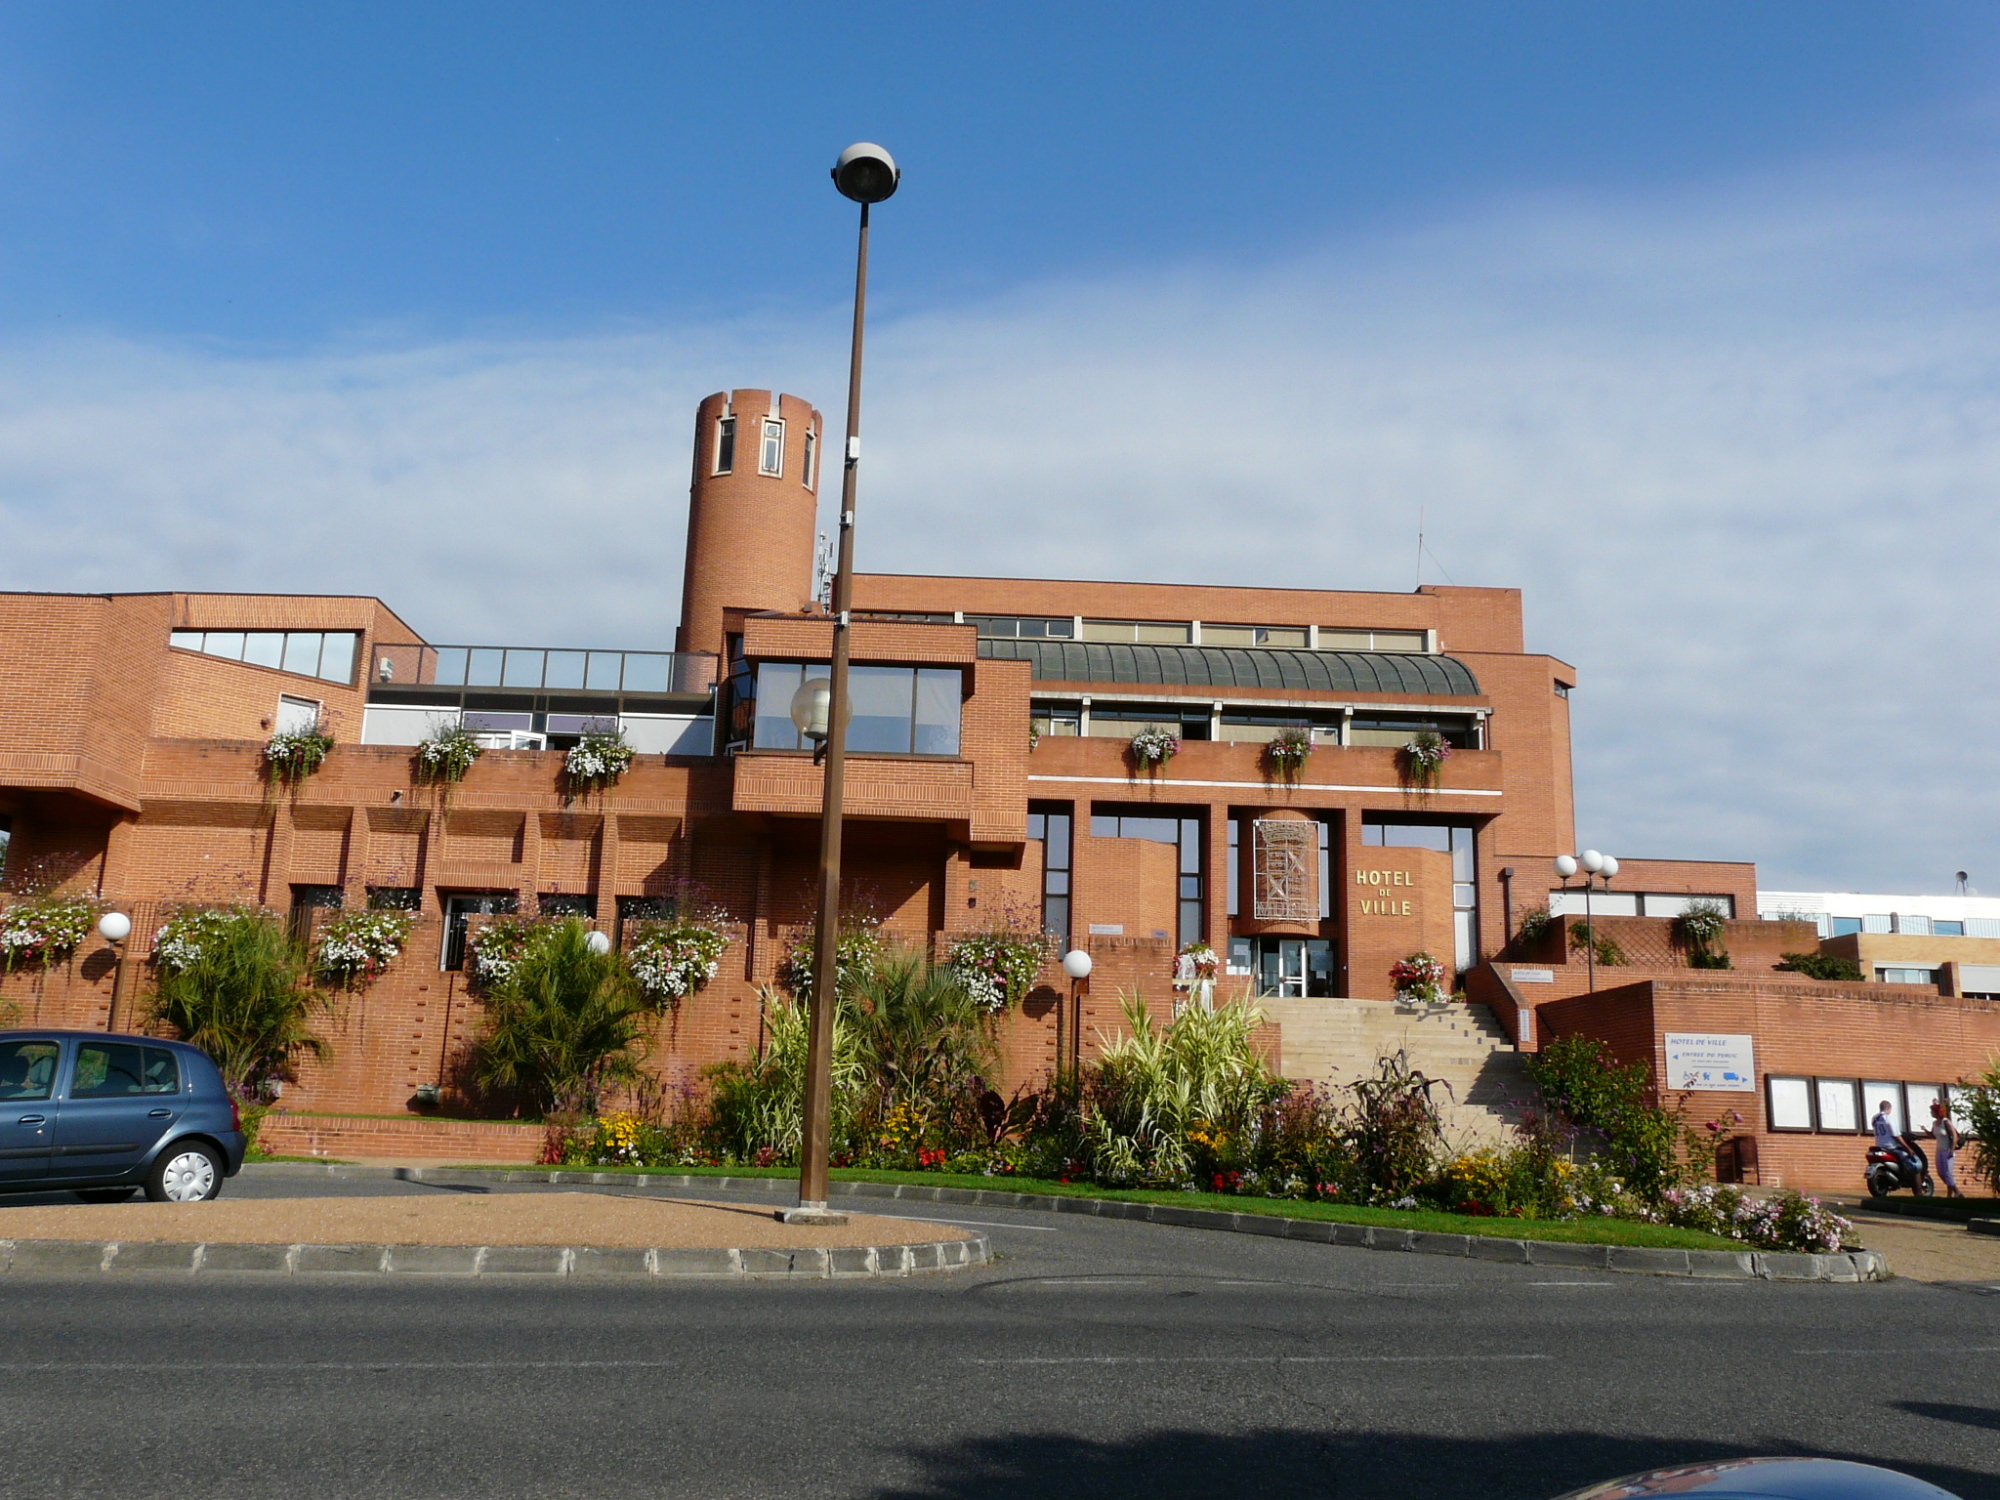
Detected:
left=1415, top=506, right=1425, bottom=590
left=813, top=532, right=834, bottom=610
left=1958, top=871, right=1970, bottom=895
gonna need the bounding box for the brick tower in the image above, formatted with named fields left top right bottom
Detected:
left=676, top=390, right=825, bottom=657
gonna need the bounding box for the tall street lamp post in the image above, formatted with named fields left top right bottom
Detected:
left=787, top=143, right=900, bottom=1226
left=1554, top=849, right=1619, bottom=993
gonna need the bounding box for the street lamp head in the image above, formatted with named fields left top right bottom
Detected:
left=1599, top=855, right=1619, bottom=879
left=96, top=910, right=132, bottom=944
left=1579, top=849, right=1604, bottom=875
left=585, top=930, right=613, bottom=957
left=832, top=142, right=899, bottom=204
left=789, top=677, right=833, bottom=742
left=1554, top=854, right=1578, bottom=880
left=1061, top=949, right=1093, bottom=981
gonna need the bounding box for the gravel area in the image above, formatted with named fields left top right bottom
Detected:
left=0, top=1193, right=971, bottom=1250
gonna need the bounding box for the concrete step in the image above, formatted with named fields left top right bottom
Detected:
left=1258, top=997, right=1536, bottom=1150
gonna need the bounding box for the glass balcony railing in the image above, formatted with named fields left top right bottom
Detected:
left=370, top=643, right=717, bottom=696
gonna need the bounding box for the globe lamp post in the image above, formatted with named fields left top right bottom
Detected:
left=791, top=143, right=900, bottom=1226
left=1555, top=849, right=1619, bottom=992
left=1059, top=948, right=1093, bottom=1080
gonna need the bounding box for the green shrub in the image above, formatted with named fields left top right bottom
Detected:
left=1527, top=1033, right=1695, bottom=1201
left=1567, top=921, right=1625, bottom=967
left=148, top=906, right=326, bottom=1100
left=1963, top=1056, right=2000, bottom=1189
left=705, top=988, right=867, bottom=1161
left=1776, top=951, right=1863, bottom=981
left=1087, top=995, right=1279, bottom=1187
left=1344, top=1049, right=1449, bottom=1202
left=473, top=918, right=646, bottom=1116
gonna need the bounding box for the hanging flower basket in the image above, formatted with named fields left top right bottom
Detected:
left=1390, top=951, right=1451, bottom=1005
left=264, top=720, right=334, bottom=784
left=0, top=893, right=100, bottom=973
left=415, top=720, right=484, bottom=785
left=315, top=908, right=416, bottom=986
left=563, top=727, right=635, bottom=795
left=627, top=919, right=730, bottom=1008
left=1128, top=725, right=1180, bottom=771
left=946, top=931, right=1050, bottom=1012
left=464, top=915, right=545, bottom=990
left=1397, top=731, right=1452, bottom=791
left=1262, top=727, right=1313, bottom=779
left=779, top=921, right=884, bottom=1004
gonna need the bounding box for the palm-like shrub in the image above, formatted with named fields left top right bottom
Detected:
left=1088, top=995, right=1277, bottom=1185
left=1345, top=1050, right=1450, bottom=1202
left=706, top=989, right=866, bottom=1161
left=474, top=918, right=646, bottom=1116
left=849, top=952, right=996, bottom=1115
left=148, top=908, right=326, bottom=1100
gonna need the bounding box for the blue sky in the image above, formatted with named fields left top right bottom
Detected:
left=0, top=4, right=1985, bottom=341
left=2, top=4, right=1999, bottom=892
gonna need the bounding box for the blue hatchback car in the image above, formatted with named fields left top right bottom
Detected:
left=0, top=1031, right=247, bottom=1203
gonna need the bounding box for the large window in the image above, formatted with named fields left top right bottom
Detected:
left=1091, top=807, right=1203, bottom=945
left=1085, top=704, right=1210, bottom=740
left=714, top=416, right=736, bottom=474
left=1081, top=619, right=1192, bottom=644
left=1202, top=624, right=1307, bottom=648
left=1319, top=628, right=1428, bottom=652
left=1348, top=713, right=1478, bottom=749
left=170, top=630, right=359, bottom=685
left=751, top=663, right=961, bottom=755
left=1027, top=802, right=1073, bottom=940
left=759, top=418, right=785, bottom=476
left=970, top=616, right=1075, bottom=639
left=1363, top=816, right=1478, bottom=971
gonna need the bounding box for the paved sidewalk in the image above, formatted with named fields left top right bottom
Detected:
left=0, top=1192, right=970, bottom=1250
left=1830, top=1205, right=2000, bottom=1283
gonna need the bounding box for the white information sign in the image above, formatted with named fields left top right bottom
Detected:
left=1662, top=1033, right=1756, bottom=1093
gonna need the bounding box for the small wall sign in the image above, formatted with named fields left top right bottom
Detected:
left=1662, top=1033, right=1756, bottom=1093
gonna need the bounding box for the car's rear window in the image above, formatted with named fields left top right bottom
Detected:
left=71, top=1042, right=161, bottom=1098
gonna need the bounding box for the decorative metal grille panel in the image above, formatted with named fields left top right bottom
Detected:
left=1253, top=818, right=1317, bottom=921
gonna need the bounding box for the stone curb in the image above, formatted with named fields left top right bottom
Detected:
left=0, top=1233, right=987, bottom=1279
left=250, top=1164, right=1889, bottom=1283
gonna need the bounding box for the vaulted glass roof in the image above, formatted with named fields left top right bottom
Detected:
left=977, top=639, right=1481, bottom=696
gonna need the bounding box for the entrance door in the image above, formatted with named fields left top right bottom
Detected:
left=1251, top=938, right=1337, bottom=998
left=0, top=1038, right=60, bottom=1183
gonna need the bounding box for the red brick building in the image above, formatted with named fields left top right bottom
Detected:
left=2, top=388, right=1995, bottom=1184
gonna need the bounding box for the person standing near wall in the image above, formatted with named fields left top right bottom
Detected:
left=1930, top=1098, right=1964, bottom=1199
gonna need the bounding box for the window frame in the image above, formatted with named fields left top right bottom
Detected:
left=759, top=417, right=785, bottom=477
left=1765, top=1074, right=1815, bottom=1132
left=714, top=416, right=736, bottom=475
left=802, top=428, right=816, bottom=490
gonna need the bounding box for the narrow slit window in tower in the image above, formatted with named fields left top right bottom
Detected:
left=802, top=429, right=816, bottom=490
left=760, top=418, right=785, bottom=476
left=714, top=417, right=735, bottom=474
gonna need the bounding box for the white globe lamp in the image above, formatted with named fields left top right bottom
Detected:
left=1599, top=855, right=1620, bottom=879
left=585, top=930, right=613, bottom=956
left=1579, top=849, right=1605, bottom=875
left=96, top=911, right=132, bottom=943
left=1061, top=949, right=1093, bottom=981
left=1554, top=854, right=1578, bottom=880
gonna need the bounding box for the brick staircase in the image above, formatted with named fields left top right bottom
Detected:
left=1258, top=998, right=1535, bottom=1148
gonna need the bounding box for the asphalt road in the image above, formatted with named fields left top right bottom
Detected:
left=0, top=1171, right=1994, bottom=1500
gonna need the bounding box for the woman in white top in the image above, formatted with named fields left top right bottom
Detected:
left=1930, top=1099, right=1963, bottom=1199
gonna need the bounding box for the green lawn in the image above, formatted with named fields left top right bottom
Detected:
left=445, top=1161, right=1750, bottom=1251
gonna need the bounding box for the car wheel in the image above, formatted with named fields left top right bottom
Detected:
left=146, top=1143, right=223, bottom=1203
left=74, top=1187, right=139, bottom=1204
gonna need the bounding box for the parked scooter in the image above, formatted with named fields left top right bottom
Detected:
left=1865, top=1137, right=1935, bottom=1198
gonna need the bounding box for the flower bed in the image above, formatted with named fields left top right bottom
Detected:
left=154, top=905, right=277, bottom=973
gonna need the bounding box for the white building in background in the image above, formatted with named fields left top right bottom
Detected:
left=1757, top=890, right=2000, bottom=941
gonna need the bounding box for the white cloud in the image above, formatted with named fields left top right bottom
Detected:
left=2, top=152, right=1997, bottom=891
